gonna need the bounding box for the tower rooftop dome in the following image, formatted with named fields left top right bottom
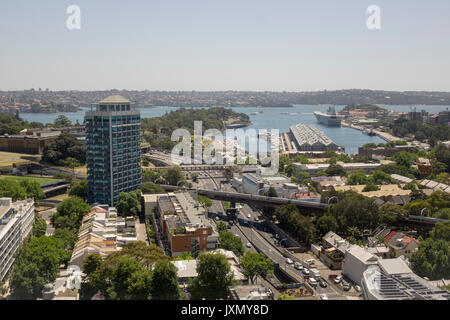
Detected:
left=99, top=95, right=131, bottom=104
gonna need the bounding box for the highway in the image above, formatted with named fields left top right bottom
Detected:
left=195, top=170, right=345, bottom=299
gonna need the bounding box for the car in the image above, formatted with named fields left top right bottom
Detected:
left=247, top=214, right=252, bottom=219
left=308, top=278, right=318, bottom=287
left=254, top=217, right=259, bottom=221
left=227, top=224, right=232, bottom=229
left=246, top=242, right=252, bottom=248
left=319, top=279, right=327, bottom=288
left=294, top=262, right=303, bottom=270
left=234, top=234, right=239, bottom=238
left=215, top=216, right=220, bottom=221
left=286, top=258, right=294, bottom=264
left=319, top=294, right=328, bottom=300
left=306, top=259, right=315, bottom=265
left=354, top=285, right=361, bottom=292
left=334, top=275, right=342, bottom=284
left=343, top=283, right=351, bottom=291
left=302, top=268, right=310, bottom=275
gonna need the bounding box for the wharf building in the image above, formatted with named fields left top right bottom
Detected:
left=85, top=95, right=141, bottom=206
left=0, top=198, right=34, bottom=281
left=288, top=123, right=341, bottom=152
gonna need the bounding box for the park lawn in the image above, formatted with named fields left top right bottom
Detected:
left=0, top=175, right=58, bottom=184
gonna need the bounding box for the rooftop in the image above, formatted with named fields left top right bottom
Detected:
left=98, top=95, right=131, bottom=104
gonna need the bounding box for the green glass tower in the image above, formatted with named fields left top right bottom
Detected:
left=85, top=95, right=141, bottom=206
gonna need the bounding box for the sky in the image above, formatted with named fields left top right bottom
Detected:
left=0, top=0, right=449, bottom=92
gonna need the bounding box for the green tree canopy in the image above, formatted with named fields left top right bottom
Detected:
left=116, top=191, right=142, bottom=216
left=69, top=179, right=88, bottom=200
left=150, top=261, right=181, bottom=300
left=51, top=196, right=91, bottom=231
left=240, top=252, right=274, bottom=284
left=189, top=252, right=233, bottom=300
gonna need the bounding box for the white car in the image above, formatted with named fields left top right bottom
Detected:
left=302, top=268, right=310, bottom=275
left=319, top=294, right=328, bottom=300
left=294, top=262, right=303, bottom=270
left=247, top=214, right=252, bottom=219
left=286, top=258, right=294, bottom=264
left=246, top=242, right=252, bottom=248
left=306, top=259, right=315, bottom=265
left=308, top=278, right=318, bottom=287
left=334, top=275, right=343, bottom=284
left=354, top=285, right=362, bottom=292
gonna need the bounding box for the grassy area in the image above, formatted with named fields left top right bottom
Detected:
left=46, top=193, right=69, bottom=201
left=0, top=175, right=58, bottom=184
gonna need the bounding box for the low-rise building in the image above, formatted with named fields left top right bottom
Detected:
left=228, top=284, right=274, bottom=300
left=384, top=231, right=419, bottom=259
left=318, top=232, right=352, bottom=270
left=342, top=245, right=379, bottom=286
left=69, top=206, right=138, bottom=268
left=241, top=171, right=290, bottom=196
left=362, top=259, right=450, bottom=300
left=0, top=198, right=34, bottom=281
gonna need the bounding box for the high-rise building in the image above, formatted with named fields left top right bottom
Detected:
left=85, top=95, right=141, bottom=206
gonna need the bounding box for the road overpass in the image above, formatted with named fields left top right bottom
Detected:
left=158, top=184, right=327, bottom=211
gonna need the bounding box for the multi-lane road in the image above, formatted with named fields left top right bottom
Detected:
left=190, top=170, right=346, bottom=300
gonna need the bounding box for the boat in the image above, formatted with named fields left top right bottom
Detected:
left=280, top=112, right=289, bottom=115
left=313, top=106, right=344, bottom=127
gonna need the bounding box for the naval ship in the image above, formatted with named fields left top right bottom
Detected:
left=313, top=106, right=344, bottom=127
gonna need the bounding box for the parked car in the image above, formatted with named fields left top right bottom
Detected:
left=343, top=283, right=351, bottom=291
left=319, top=279, right=328, bottom=288
left=354, top=285, right=361, bottom=292
left=215, top=216, right=220, bottom=221
left=254, top=217, right=259, bottom=221
left=302, top=268, right=310, bottom=275
left=286, top=258, right=294, bottom=264
left=319, top=294, right=328, bottom=300
left=306, top=259, right=315, bottom=265
left=334, top=275, right=342, bottom=284
left=247, top=214, right=252, bottom=219
left=246, top=242, right=252, bottom=248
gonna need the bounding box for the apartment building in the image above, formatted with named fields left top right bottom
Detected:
left=0, top=198, right=35, bottom=280
left=155, top=192, right=219, bottom=257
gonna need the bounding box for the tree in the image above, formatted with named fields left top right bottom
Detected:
left=42, top=132, right=86, bottom=166
left=53, top=228, right=78, bottom=251
left=434, top=143, right=450, bottom=173
left=53, top=115, right=72, bottom=128
left=83, top=253, right=103, bottom=276
left=69, top=179, right=88, bottom=200
left=189, top=252, right=233, bottom=300
left=432, top=161, right=448, bottom=175
left=106, top=256, right=153, bottom=300
left=316, top=215, right=338, bottom=238
left=32, top=217, right=47, bottom=238
left=362, top=183, right=380, bottom=192
left=173, top=252, right=195, bottom=261
left=9, top=236, right=67, bottom=299
left=266, top=187, right=278, bottom=198
left=347, top=171, right=369, bottom=185
left=325, top=164, right=346, bottom=177
left=191, top=173, right=199, bottom=183
left=164, top=166, right=185, bottom=186
left=198, top=195, right=213, bottom=207
left=0, top=179, right=43, bottom=203
left=273, top=204, right=316, bottom=246
left=150, top=261, right=181, bottom=300
left=371, top=170, right=395, bottom=184
left=140, top=181, right=165, bottom=194
left=429, top=221, right=450, bottom=242
left=116, top=191, right=141, bottom=216
left=410, top=238, right=450, bottom=280
left=392, top=151, right=418, bottom=167
left=218, top=229, right=244, bottom=257
left=326, top=191, right=380, bottom=233
left=240, top=252, right=274, bottom=284
left=51, top=196, right=91, bottom=231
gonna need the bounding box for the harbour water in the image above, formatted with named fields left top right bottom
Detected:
left=19, top=104, right=450, bottom=155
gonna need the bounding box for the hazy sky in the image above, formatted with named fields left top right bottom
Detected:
left=1, top=0, right=449, bottom=91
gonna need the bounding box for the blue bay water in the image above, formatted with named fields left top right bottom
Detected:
left=19, top=104, right=450, bottom=155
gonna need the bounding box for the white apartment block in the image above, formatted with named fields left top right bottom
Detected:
left=0, top=198, right=35, bottom=281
